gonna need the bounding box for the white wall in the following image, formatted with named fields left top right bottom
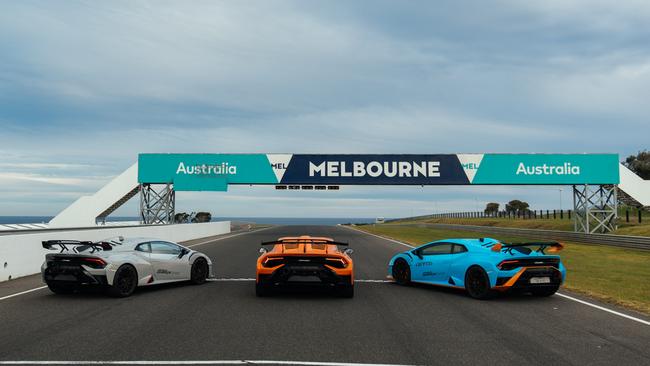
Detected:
left=619, top=163, right=650, bottom=206
left=0, top=221, right=230, bottom=282
left=49, top=163, right=139, bottom=228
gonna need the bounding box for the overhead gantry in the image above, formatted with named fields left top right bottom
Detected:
left=48, top=153, right=650, bottom=234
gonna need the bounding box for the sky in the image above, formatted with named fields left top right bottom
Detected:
left=0, top=0, right=648, bottom=218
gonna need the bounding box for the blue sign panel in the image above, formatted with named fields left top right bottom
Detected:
left=280, top=154, right=469, bottom=185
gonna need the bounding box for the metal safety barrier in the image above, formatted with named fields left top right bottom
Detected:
left=388, top=223, right=650, bottom=251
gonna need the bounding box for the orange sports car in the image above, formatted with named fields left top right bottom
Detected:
left=256, top=235, right=354, bottom=297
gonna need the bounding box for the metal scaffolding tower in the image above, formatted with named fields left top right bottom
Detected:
left=573, top=184, right=617, bottom=233
left=140, top=183, right=175, bottom=224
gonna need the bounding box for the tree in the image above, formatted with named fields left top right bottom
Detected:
left=192, top=212, right=212, bottom=223
left=505, top=200, right=529, bottom=213
left=624, top=150, right=650, bottom=179
left=174, top=212, right=190, bottom=223
left=484, top=202, right=500, bottom=216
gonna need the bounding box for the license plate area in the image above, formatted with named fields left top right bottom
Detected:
left=529, top=277, right=551, bottom=284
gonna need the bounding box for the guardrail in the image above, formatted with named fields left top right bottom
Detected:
left=388, top=223, right=650, bottom=250
left=0, top=222, right=177, bottom=236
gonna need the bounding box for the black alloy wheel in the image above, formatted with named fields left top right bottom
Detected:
left=392, top=259, right=411, bottom=285
left=190, top=258, right=209, bottom=285
left=464, top=266, right=495, bottom=300
left=109, top=264, right=138, bottom=298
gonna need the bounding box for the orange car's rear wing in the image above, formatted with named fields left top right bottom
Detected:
left=261, top=240, right=349, bottom=247
left=500, top=241, right=564, bottom=255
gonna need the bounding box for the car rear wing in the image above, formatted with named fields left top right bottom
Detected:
left=42, top=240, right=114, bottom=253
left=491, top=241, right=564, bottom=255
left=261, top=240, right=349, bottom=247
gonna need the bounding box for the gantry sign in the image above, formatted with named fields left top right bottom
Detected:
left=139, top=153, right=619, bottom=189
left=137, top=153, right=620, bottom=233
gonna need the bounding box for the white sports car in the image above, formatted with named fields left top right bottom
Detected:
left=41, top=236, right=214, bottom=297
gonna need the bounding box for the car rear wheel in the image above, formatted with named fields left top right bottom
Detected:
left=530, top=284, right=560, bottom=297
left=190, top=258, right=209, bottom=285
left=464, top=266, right=495, bottom=300
left=108, top=264, right=138, bottom=298
left=47, top=282, right=75, bottom=295
left=255, top=282, right=272, bottom=297
left=392, top=259, right=411, bottom=285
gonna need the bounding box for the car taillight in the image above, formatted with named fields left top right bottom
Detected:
left=82, top=257, right=107, bottom=269
left=325, top=257, right=348, bottom=269
left=262, top=257, right=285, bottom=268
left=497, top=260, right=521, bottom=271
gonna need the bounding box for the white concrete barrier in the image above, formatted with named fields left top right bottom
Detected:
left=0, top=221, right=230, bottom=282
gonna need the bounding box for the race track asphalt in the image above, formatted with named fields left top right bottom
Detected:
left=0, top=225, right=649, bottom=365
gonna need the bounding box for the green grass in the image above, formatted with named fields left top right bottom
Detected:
left=394, top=216, right=650, bottom=237
left=356, top=224, right=650, bottom=315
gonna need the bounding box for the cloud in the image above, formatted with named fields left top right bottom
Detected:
left=0, top=1, right=647, bottom=217
left=505, top=0, right=650, bottom=32
left=536, top=57, right=650, bottom=121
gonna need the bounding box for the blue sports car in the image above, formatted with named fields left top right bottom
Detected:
left=388, top=238, right=566, bottom=299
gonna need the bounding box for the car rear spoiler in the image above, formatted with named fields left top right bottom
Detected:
left=492, top=241, right=564, bottom=254
left=42, top=240, right=114, bottom=253
left=261, top=240, right=349, bottom=246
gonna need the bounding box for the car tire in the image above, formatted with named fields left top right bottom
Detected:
left=190, top=258, right=209, bottom=285
left=108, top=264, right=138, bottom=298
left=530, top=285, right=560, bottom=297
left=255, top=282, right=271, bottom=297
left=338, top=284, right=354, bottom=298
left=464, top=266, right=495, bottom=300
left=392, top=259, right=411, bottom=285
left=47, top=282, right=75, bottom=295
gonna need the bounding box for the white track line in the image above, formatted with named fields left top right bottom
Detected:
left=207, top=278, right=391, bottom=283
left=355, top=279, right=391, bottom=283
left=346, top=225, right=650, bottom=327
left=208, top=278, right=255, bottom=282
left=555, top=293, right=650, bottom=326
left=187, top=226, right=274, bottom=248
left=0, top=286, right=48, bottom=301
left=0, top=228, right=272, bottom=303
left=343, top=226, right=414, bottom=248
left=0, top=361, right=415, bottom=366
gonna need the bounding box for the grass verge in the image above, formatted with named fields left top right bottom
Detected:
left=355, top=224, right=650, bottom=315
left=395, top=217, right=650, bottom=237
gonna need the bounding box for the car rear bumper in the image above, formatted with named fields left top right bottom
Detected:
left=42, top=265, right=109, bottom=286
left=258, top=264, right=353, bottom=287
left=493, top=266, right=563, bottom=291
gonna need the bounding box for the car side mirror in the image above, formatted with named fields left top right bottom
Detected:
left=178, top=248, right=190, bottom=258
left=413, top=249, right=423, bottom=259
left=259, top=247, right=267, bottom=254
left=343, top=248, right=354, bottom=255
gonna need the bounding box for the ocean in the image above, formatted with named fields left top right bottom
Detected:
left=0, top=216, right=379, bottom=226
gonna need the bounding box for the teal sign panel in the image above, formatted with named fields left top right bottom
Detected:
left=138, top=154, right=277, bottom=191
left=472, top=154, right=620, bottom=185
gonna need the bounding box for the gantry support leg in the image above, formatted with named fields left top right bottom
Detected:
left=573, top=184, right=617, bottom=233
left=140, top=183, right=175, bottom=224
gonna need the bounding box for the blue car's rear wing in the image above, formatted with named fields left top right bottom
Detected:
left=481, top=240, right=564, bottom=255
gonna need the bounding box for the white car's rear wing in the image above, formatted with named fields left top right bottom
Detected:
left=42, top=240, right=114, bottom=253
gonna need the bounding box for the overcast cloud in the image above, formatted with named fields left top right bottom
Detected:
left=0, top=1, right=648, bottom=217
